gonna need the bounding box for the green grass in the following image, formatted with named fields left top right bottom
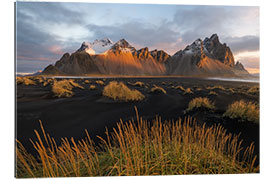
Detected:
left=186, top=97, right=215, bottom=112
left=16, top=108, right=259, bottom=178
left=223, top=100, right=259, bottom=123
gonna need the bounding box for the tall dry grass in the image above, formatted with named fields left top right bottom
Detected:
left=223, top=100, right=259, bottom=123
left=16, top=108, right=259, bottom=177
left=103, top=81, right=145, bottom=101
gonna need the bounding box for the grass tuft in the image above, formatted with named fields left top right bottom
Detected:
left=150, top=85, right=167, bottom=94
left=226, top=88, right=235, bottom=93
left=52, top=79, right=83, bottom=98
left=209, top=91, right=217, bottom=96
left=175, top=85, right=185, bottom=91
left=247, top=86, right=259, bottom=95
left=223, top=100, right=259, bottom=123
left=43, top=78, right=55, bottom=87
left=16, top=76, right=36, bottom=86
left=131, top=81, right=144, bottom=87
left=186, top=97, right=215, bottom=112
left=89, top=85, right=96, bottom=90
left=184, top=88, right=193, bottom=94
left=206, top=85, right=225, bottom=91
left=96, top=80, right=105, bottom=86
left=175, top=86, right=193, bottom=94
left=103, top=81, right=145, bottom=101
left=16, top=111, right=259, bottom=177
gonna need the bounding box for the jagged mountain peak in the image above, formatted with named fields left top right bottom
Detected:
left=235, top=61, right=245, bottom=70
left=173, top=34, right=235, bottom=67
left=77, top=38, right=114, bottom=55
left=210, top=33, right=219, bottom=41
left=114, top=38, right=132, bottom=47
left=111, top=38, right=136, bottom=52
left=166, top=34, right=248, bottom=77
left=93, top=38, right=113, bottom=45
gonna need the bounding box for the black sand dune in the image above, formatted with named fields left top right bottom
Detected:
left=16, top=77, right=259, bottom=164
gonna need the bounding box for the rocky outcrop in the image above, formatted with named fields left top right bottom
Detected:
left=42, top=64, right=63, bottom=75
left=165, top=34, right=248, bottom=77
left=133, top=47, right=151, bottom=59
left=150, top=49, right=170, bottom=63
left=203, top=34, right=235, bottom=67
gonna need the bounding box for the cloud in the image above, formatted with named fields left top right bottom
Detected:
left=236, top=56, right=259, bottom=69
left=16, top=2, right=259, bottom=72
left=223, top=35, right=259, bottom=54
left=86, top=21, right=182, bottom=54
left=234, top=51, right=259, bottom=73
left=17, top=2, right=84, bottom=25
left=48, top=45, right=65, bottom=55
left=171, top=6, right=259, bottom=44
left=245, top=67, right=260, bottom=74
left=16, top=59, right=53, bottom=73
left=16, top=2, right=82, bottom=70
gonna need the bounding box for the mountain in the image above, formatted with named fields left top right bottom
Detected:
left=91, top=39, right=166, bottom=75
left=42, top=39, right=167, bottom=76
left=41, top=34, right=249, bottom=77
left=165, top=34, right=249, bottom=77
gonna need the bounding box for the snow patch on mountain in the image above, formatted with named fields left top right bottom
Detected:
left=77, top=38, right=114, bottom=55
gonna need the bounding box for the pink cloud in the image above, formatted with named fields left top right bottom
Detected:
left=48, top=45, right=64, bottom=55
left=17, top=55, right=55, bottom=61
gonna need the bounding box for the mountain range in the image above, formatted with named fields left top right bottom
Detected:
left=41, top=34, right=249, bottom=77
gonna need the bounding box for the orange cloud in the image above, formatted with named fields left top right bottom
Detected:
left=245, top=67, right=260, bottom=74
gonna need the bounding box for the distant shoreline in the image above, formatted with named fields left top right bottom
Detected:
left=16, top=72, right=259, bottom=83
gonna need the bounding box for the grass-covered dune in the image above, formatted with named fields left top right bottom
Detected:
left=16, top=108, right=258, bottom=178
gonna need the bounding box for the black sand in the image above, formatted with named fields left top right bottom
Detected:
left=16, top=77, right=259, bottom=164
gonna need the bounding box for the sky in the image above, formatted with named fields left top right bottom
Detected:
left=16, top=1, right=259, bottom=74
